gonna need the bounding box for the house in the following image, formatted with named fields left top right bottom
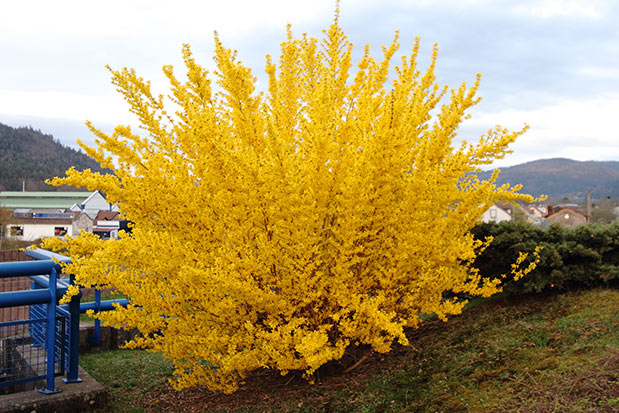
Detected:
left=515, top=204, right=544, bottom=225
left=528, top=205, right=545, bottom=219
left=68, top=191, right=118, bottom=212
left=480, top=203, right=513, bottom=224
left=93, top=211, right=120, bottom=239
left=545, top=205, right=589, bottom=228
left=6, top=213, right=76, bottom=241
left=72, top=210, right=98, bottom=235
left=1, top=191, right=118, bottom=241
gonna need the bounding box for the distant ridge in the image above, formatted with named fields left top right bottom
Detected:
left=480, top=158, right=619, bottom=200
left=1, top=122, right=617, bottom=201
left=594, top=161, right=619, bottom=172
left=0, top=122, right=107, bottom=191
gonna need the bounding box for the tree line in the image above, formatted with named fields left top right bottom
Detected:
left=0, top=122, right=107, bottom=191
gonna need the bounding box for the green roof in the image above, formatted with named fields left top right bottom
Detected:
left=0, top=191, right=95, bottom=209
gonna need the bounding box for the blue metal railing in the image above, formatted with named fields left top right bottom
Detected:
left=0, top=259, right=66, bottom=394
left=0, top=247, right=129, bottom=395
left=0, top=318, right=57, bottom=391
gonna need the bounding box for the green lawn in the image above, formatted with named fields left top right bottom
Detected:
left=80, top=350, right=174, bottom=412
left=80, top=288, right=619, bottom=412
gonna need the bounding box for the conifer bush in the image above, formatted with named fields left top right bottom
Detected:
left=472, top=221, right=619, bottom=293
left=43, top=9, right=539, bottom=392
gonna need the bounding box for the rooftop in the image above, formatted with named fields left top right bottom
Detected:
left=0, top=191, right=97, bottom=209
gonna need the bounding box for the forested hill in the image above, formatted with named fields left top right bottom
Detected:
left=480, top=158, right=619, bottom=200
left=0, top=122, right=106, bottom=191
left=2, top=121, right=617, bottom=200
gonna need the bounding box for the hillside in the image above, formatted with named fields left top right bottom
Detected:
left=81, top=288, right=619, bottom=412
left=480, top=158, right=619, bottom=200
left=595, top=160, right=619, bottom=172
left=1, top=122, right=617, bottom=200
left=0, top=122, right=106, bottom=191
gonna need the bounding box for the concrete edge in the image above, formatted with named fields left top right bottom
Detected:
left=0, top=366, right=107, bottom=413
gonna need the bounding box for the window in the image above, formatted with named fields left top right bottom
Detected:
left=54, top=227, right=68, bottom=236
left=489, top=209, right=497, bottom=219
left=10, top=226, right=24, bottom=236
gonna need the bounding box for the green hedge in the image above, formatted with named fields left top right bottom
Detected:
left=470, top=221, right=619, bottom=294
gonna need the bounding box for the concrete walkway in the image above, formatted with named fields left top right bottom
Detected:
left=0, top=324, right=138, bottom=412
left=0, top=366, right=107, bottom=413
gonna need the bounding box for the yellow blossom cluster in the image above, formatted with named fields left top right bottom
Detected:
left=43, top=9, right=540, bottom=393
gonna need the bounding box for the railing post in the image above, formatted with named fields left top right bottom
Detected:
left=89, top=289, right=102, bottom=346
left=64, top=273, right=82, bottom=383
left=39, top=267, right=61, bottom=394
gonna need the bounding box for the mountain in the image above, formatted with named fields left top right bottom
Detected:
left=479, top=158, right=619, bottom=200
left=1, top=122, right=617, bottom=201
left=594, top=161, right=619, bottom=173
left=0, top=122, right=106, bottom=191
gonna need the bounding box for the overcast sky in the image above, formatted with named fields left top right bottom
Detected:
left=1, top=0, right=618, bottom=168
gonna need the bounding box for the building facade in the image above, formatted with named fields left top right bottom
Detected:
left=480, top=203, right=513, bottom=224
left=7, top=216, right=75, bottom=241
left=1, top=190, right=118, bottom=242
left=546, top=207, right=589, bottom=228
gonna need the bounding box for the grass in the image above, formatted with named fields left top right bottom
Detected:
left=79, top=288, right=619, bottom=412
left=323, top=289, right=618, bottom=413
left=80, top=349, right=174, bottom=412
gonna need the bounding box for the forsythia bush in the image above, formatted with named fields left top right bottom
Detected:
left=43, top=10, right=539, bottom=392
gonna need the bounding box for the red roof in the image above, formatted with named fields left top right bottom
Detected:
left=547, top=206, right=589, bottom=219
left=95, top=211, right=119, bottom=221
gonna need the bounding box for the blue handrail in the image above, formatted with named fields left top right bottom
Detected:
left=0, top=259, right=63, bottom=393
left=24, top=248, right=82, bottom=386
left=0, top=247, right=129, bottom=395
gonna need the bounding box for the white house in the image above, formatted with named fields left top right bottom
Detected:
left=480, top=203, right=513, bottom=224
left=1, top=191, right=118, bottom=242
left=92, top=211, right=120, bottom=239
left=6, top=215, right=76, bottom=241
left=67, top=191, right=116, bottom=211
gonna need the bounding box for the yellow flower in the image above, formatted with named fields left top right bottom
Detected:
left=42, top=7, right=539, bottom=393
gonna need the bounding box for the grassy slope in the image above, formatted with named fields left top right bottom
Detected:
left=325, top=289, right=618, bottom=413
left=80, top=288, right=618, bottom=412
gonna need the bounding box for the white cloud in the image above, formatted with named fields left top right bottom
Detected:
left=576, top=66, right=619, bottom=80
left=0, top=89, right=133, bottom=125
left=0, top=0, right=336, bottom=44
left=463, top=94, right=619, bottom=166
left=1, top=0, right=618, bottom=168
left=514, top=0, right=609, bottom=19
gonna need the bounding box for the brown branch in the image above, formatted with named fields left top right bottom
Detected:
left=343, top=351, right=371, bottom=374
